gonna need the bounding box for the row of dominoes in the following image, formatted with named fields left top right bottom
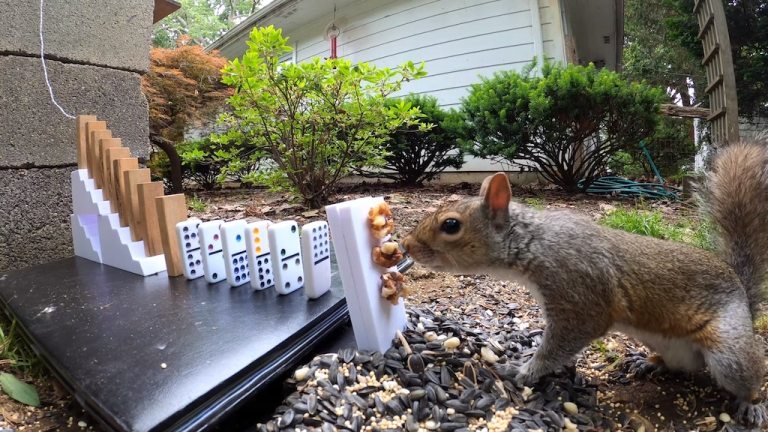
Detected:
left=175, top=218, right=332, bottom=298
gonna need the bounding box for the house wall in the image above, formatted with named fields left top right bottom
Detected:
left=276, top=0, right=566, bottom=172
left=287, top=0, right=566, bottom=108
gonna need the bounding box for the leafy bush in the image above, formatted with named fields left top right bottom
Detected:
left=355, top=94, right=465, bottom=186
left=628, top=117, right=696, bottom=180
left=217, top=26, right=426, bottom=208
left=148, top=138, right=260, bottom=191
left=460, top=61, right=664, bottom=192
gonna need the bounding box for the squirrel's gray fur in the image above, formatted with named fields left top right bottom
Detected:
left=403, top=140, right=768, bottom=428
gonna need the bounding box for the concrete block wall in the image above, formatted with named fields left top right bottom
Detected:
left=0, top=1, right=154, bottom=271
left=739, top=116, right=768, bottom=140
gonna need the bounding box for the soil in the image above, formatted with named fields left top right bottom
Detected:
left=3, top=183, right=765, bottom=431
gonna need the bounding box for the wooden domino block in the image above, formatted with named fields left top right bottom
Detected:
left=76, top=115, right=97, bottom=169
left=85, top=121, right=106, bottom=179
left=124, top=169, right=151, bottom=242
left=138, top=182, right=165, bottom=256
left=113, top=158, right=138, bottom=227
left=106, top=147, right=131, bottom=215
left=99, top=138, right=122, bottom=202
left=89, top=130, right=112, bottom=189
left=156, top=194, right=188, bottom=277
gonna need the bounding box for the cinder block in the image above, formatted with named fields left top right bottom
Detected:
left=0, top=167, right=74, bottom=272
left=0, top=56, right=150, bottom=166
left=0, top=0, right=153, bottom=72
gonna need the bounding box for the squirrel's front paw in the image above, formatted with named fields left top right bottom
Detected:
left=493, top=361, right=522, bottom=379
left=735, top=400, right=768, bottom=429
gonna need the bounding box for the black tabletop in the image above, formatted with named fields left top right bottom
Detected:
left=0, top=257, right=348, bottom=432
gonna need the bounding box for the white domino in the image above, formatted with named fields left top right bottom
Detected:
left=220, top=220, right=250, bottom=287
left=245, top=220, right=276, bottom=290
left=300, top=221, right=332, bottom=299
left=198, top=220, right=226, bottom=284
left=268, top=220, right=305, bottom=295
left=325, top=197, right=407, bottom=353
left=176, top=217, right=203, bottom=280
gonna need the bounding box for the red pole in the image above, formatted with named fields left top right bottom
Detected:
left=330, top=36, right=337, bottom=59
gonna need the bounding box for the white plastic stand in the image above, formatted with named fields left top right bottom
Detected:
left=326, top=197, right=407, bottom=353
left=70, top=169, right=166, bottom=276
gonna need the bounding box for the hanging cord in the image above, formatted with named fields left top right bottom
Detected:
left=39, top=0, right=75, bottom=119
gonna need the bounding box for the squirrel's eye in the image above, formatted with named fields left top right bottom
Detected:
left=440, top=218, right=462, bottom=235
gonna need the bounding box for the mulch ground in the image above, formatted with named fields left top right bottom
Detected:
left=3, top=182, right=765, bottom=431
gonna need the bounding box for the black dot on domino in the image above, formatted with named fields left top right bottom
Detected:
left=285, top=282, right=291, bottom=289
left=295, top=258, right=300, bottom=265
left=298, top=276, right=303, bottom=283
left=282, top=263, right=288, bottom=270
left=260, top=282, right=265, bottom=288
left=183, top=227, right=188, bottom=233
left=212, top=272, right=218, bottom=279
left=187, top=253, right=193, bottom=259
left=291, top=225, right=296, bottom=233
left=281, top=249, right=286, bottom=256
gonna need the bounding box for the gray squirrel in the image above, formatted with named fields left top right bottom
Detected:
left=401, top=141, right=768, bottom=428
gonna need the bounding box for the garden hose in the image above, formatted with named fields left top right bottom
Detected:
left=578, top=141, right=681, bottom=200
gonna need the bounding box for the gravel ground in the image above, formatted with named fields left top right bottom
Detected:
left=3, top=182, right=766, bottom=431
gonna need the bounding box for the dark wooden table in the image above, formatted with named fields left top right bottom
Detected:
left=0, top=256, right=350, bottom=432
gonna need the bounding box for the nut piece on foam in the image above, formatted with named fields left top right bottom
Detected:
left=368, top=202, right=394, bottom=239
left=380, top=271, right=409, bottom=305
left=372, top=241, right=404, bottom=268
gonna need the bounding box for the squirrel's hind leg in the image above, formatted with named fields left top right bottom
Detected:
left=701, top=304, right=766, bottom=428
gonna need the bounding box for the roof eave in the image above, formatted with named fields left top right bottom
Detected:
left=206, top=0, right=294, bottom=52
left=154, top=0, right=181, bottom=24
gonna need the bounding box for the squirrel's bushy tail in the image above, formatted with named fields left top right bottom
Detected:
left=701, top=139, right=768, bottom=319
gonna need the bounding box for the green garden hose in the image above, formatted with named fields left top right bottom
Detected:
left=577, top=141, right=681, bottom=200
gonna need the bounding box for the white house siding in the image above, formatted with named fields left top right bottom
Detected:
left=277, top=0, right=565, bottom=172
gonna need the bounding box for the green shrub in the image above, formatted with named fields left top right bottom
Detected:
left=608, top=117, right=696, bottom=181
left=217, top=26, right=427, bottom=208
left=356, top=94, right=464, bottom=186
left=459, top=61, right=664, bottom=192
left=149, top=137, right=260, bottom=191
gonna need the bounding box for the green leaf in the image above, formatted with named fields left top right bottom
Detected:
left=0, top=373, right=40, bottom=407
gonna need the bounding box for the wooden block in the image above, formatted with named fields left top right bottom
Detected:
left=113, top=158, right=139, bottom=227
left=89, top=130, right=112, bottom=189
left=124, top=169, right=151, bottom=242
left=156, top=194, right=188, bottom=276
left=76, top=115, right=97, bottom=169
left=155, top=194, right=187, bottom=277
left=99, top=138, right=122, bottom=203
left=106, top=147, right=131, bottom=215
left=138, top=182, right=166, bottom=256
left=85, top=121, right=106, bottom=179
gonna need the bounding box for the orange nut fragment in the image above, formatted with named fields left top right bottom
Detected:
left=368, top=202, right=394, bottom=239
left=380, top=271, right=409, bottom=305
left=372, top=241, right=404, bottom=268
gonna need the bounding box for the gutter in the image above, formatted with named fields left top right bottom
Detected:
left=206, top=0, right=296, bottom=52
left=614, top=0, right=624, bottom=72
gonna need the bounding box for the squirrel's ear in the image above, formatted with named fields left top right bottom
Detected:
left=483, top=173, right=511, bottom=208
left=483, top=173, right=511, bottom=226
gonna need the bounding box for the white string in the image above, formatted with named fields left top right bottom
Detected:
left=39, top=0, right=75, bottom=119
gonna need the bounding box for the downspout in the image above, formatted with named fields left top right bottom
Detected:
left=529, top=0, right=546, bottom=69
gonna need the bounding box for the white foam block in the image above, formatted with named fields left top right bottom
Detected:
left=301, top=220, right=332, bottom=299
left=176, top=218, right=203, bottom=280
left=245, top=220, right=276, bottom=290
left=98, top=213, right=167, bottom=276
left=221, top=219, right=250, bottom=287
left=198, top=220, right=226, bottom=284
left=268, top=220, right=304, bottom=295
left=325, top=197, right=406, bottom=353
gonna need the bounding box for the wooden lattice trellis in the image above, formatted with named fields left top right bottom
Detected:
left=694, top=0, right=740, bottom=145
